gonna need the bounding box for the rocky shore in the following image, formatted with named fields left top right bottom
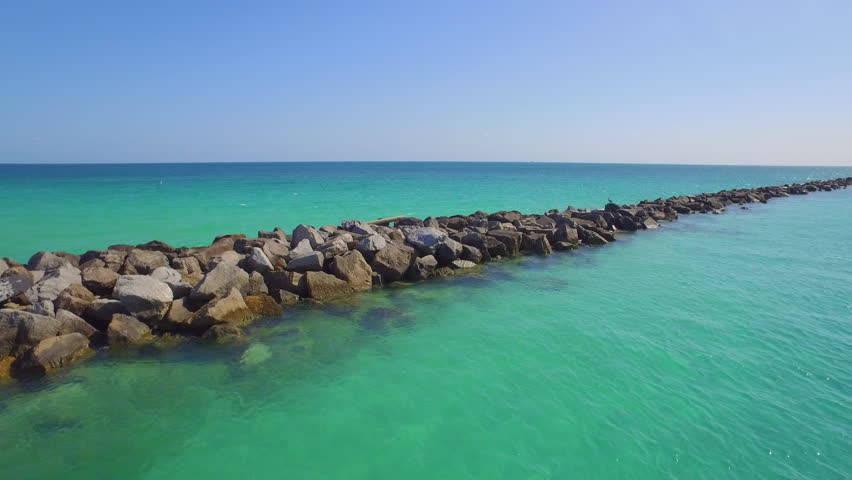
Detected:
left=1, top=177, right=849, bottom=381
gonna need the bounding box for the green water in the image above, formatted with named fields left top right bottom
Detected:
left=1, top=181, right=850, bottom=479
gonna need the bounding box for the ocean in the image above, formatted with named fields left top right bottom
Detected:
left=1, top=162, right=851, bottom=479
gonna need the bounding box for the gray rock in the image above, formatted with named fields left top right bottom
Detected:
left=27, top=264, right=82, bottom=303
left=405, top=227, right=448, bottom=255
left=27, top=251, right=68, bottom=271
left=287, top=252, right=324, bottom=272
left=407, top=255, right=438, bottom=281
left=0, top=274, right=33, bottom=304
left=208, top=250, right=243, bottom=270
left=160, top=297, right=195, bottom=331
left=120, top=249, right=169, bottom=275
left=522, top=233, right=553, bottom=255
left=190, top=262, right=250, bottom=302
left=271, top=289, right=300, bottom=305
left=351, top=222, right=376, bottom=236
left=263, top=271, right=305, bottom=296
left=171, top=256, right=203, bottom=275
left=487, top=230, right=524, bottom=256
left=258, top=227, right=287, bottom=241
left=317, top=237, right=350, bottom=258
left=243, top=271, right=267, bottom=296
left=0, top=309, right=61, bottom=357
left=189, top=288, right=253, bottom=330
left=108, top=314, right=151, bottom=345
left=112, top=275, right=174, bottom=324
left=30, top=300, right=55, bottom=317
left=55, top=309, right=97, bottom=337
left=290, top=224, right=324, bottom=249
left=17, top=333, right=91, bottom=374
left=151, top=266, right=193, bottom=299
left=460, top=244, right=483, bottom=263
left=356, top=234, right=387, bottom=255
left=329, top=250, right=373, bottom=291
left=289, top=238, right=314, bottom=258
left=370, top=244, right=416, bottom=283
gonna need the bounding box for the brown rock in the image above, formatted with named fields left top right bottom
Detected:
left=303, top=271, right=354, bottom=301
left=370, top=244, right=416, bottom=283
left=107, top=314, right=152, bottom=345
left=0, top=356, right=13, bottom=381
left=201, top=324, right=244, bottom=343
left=329, top=250, right=373, bottom=291
left=120, top=249, right=169, bottom=275
left=55, top=284, right=96, bottom=316
left=244, top=295, right=282, bottom=316
left=81, top=266, right=119, bottom=296
left=16, top=333, right=91, bottom=374
left=189, top=288, right=254, bottom=330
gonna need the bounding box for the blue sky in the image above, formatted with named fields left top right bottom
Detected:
left=1, top=1, right=851, bottom=165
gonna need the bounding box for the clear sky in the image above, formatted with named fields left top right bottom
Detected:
left=1, top=0, right=851, bottom=165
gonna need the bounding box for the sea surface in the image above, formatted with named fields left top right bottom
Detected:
left=1, top=162, right=852, bottom=479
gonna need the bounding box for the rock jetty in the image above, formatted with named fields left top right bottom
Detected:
left=1, top=177, right=849, bottom=380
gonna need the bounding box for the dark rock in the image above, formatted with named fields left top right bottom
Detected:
left=16, top=333, right=91, bottom=374
left=270, top=289, right=300, bottom=305
left=160, top=297, right=195, bottom=331
left=522, top=233, right=552, bottom=255
left=460, top=244, right=483, bottom=263
left=107, top=314, right=152, bottom=345
left=0, top=275, right=33, bottom=305
left=554, top=224, right=580, bottom=245
left=435, top=238, right=464, bottom=266
left=316, top=237, right=350, bottom=258
left=243, top=247, right=274, bottom=274
left=394, top=217, right=424, bottom=227
left=201, top=324, right=244, bottom=342
left=263, top=271, right=305, bottom=296
left=578, top=227, right=608, bottom=246
left=487, top=231, right=524, bottom=256
left=30, top=300, right=55, bottom=317
left=246, top=271, right=269, bottom=296
left=135, top=240, right=176, bottom=254
left=407, top=255, right=438, bottom=281
left=26, top=264, right=82, bottom=303
left=0, top=310, right=61, bottom=357
left=82, top=299, right=129, bottom=330
left=258, top=227, right=287, bottom=241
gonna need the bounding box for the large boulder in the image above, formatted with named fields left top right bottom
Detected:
left=244, top=295, right=282, bottom=316
left=160, top=297, right=195, bottom=331
left=55, top=284, right=96, bottom=316
left=112, top=275, right=173, bottom=324
left=487, top=230, right=524, bottom=256
left=242, top=247, right=274, bottom=274
left=81, top=265, right=119, bottom=296
left=171, top=256, right=203, bottom=275
left=287, top=252, right=324, bottom=272
left=0, top=310, right=61, bottom=357
left=522, top=233, right=552, bottom=255
left=351, top=222, right=376, bottom=236
left=317, top=237, right=349, bottom=259
left=329, top=250, right=372, bottom=291
left=290, top=224, right=325, bottom=249
left=16, top=333, right=91, bottom=374
left=246, top=271, right=269, bottom=296
left=107, top=314, right=152, bottom=345
left=26, top=264, right=82, bottom=303
left=405, top=227, right=448, bottom=255
left=27, top=251, right=68, bottom=271
left=303, top=272, right=354, bottom=301
left=435, top=238, right=463, bottom=266
left=370, top=244, right=416, bottom=283
left=407, top=255, right=438, bottom=281
left=355, top=234, right=387, bottom=257
left=189, top=288, right=253, bottom=330
left=460, top=244, right=483, bottom=263
left=55, top=309, right=97, bottom=338
left=0, top=274, right=33, bottom=305
left=120, top=249, right=169, bottom=275
left=82, top=299, right=129, bottom=330
left=150, top=266, right=192, bottom=299
left=263, top=271, right=305, bottom=296
left=190, top=262, right=250, bottom=302
left=577, top=227, right=608, bottom=246
left=554, top=224, right=580, bottom=245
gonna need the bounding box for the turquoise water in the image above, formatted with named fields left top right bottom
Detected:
left=1, top=162, right=851, bottom=261
left=1, top=163, right=852, bottom=479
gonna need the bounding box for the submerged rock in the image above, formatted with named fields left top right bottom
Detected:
left=16, top=333, right=91, bottom=375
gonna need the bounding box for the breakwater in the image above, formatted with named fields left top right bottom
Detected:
left=1, top=177, right=849, bottom=380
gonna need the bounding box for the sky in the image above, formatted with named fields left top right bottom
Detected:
left=1, top=0, right=851, bottom=165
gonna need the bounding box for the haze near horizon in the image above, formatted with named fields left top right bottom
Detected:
left=1, top=0, right=851, bottom=166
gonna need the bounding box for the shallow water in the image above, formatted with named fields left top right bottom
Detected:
left=1, top=163, right=852, bottom=479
